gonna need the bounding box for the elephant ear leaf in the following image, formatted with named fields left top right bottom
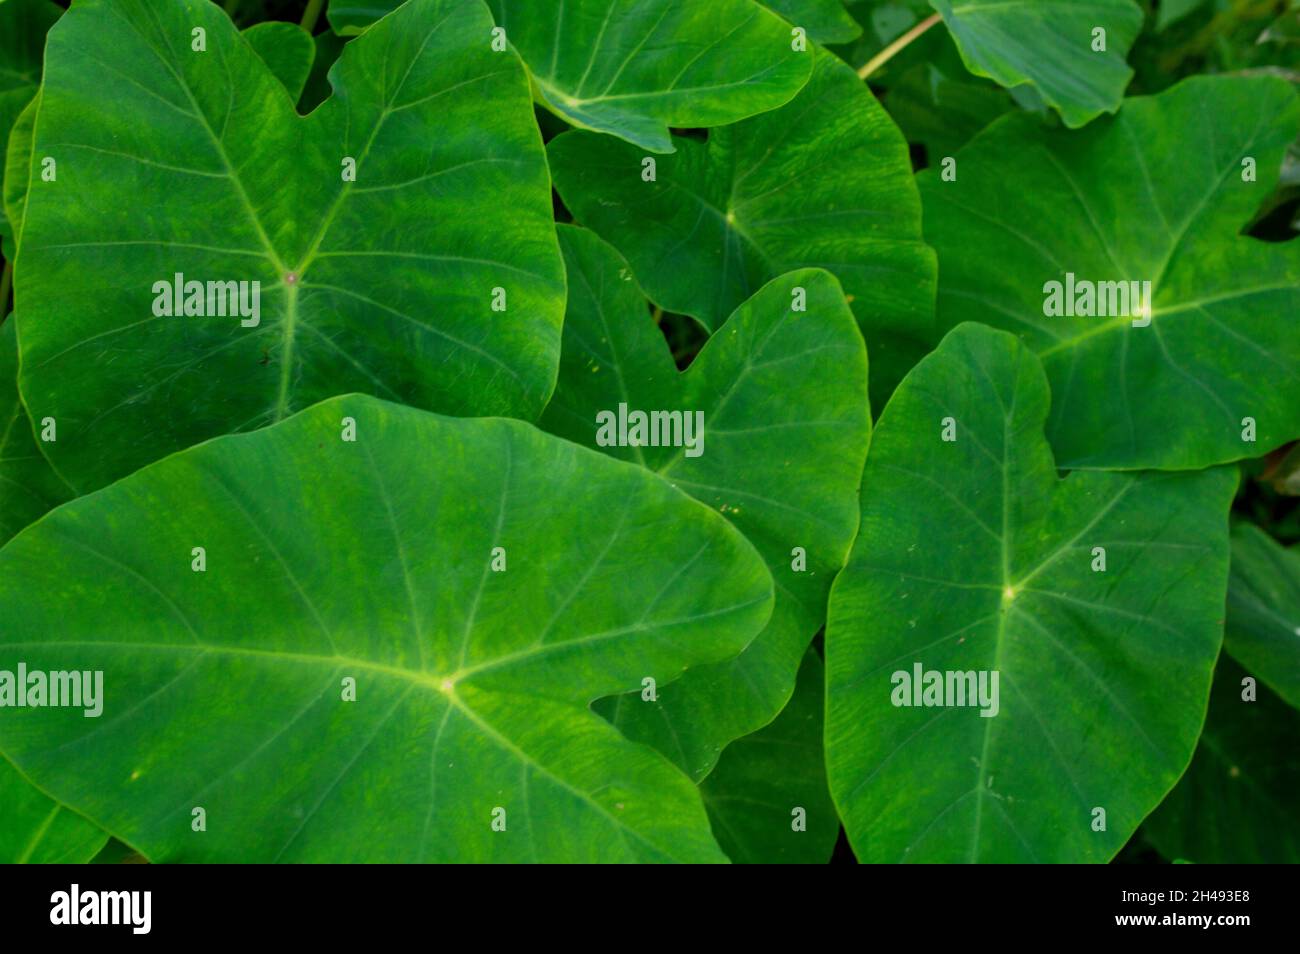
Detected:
left=0, top=0, right=61, bottom=259
left=0, top=395, right=774, bottom=863
left=1144, top=656, right=1300, bottom=863
left=0, top=756, right=107, bottom=863
left=929, top=0, right=1143, bottom=128
left=485, top=0, right=813, bottom=154
left=1223, top=523, right=1300, bottom=710
left=541, top=226, right=869, bottom=779
left=825, top=322, right=1236, bottom=862
left=17, top=0, right=566, bottom=493
left=242, top=21, right=316, bottom=104
left=921, top=76, right=1300, bottom=470
left=549, top=48, right=935, bottom=408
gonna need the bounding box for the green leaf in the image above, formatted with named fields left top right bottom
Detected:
left=0, top=394, right=774, bottom=863
left=1157, top=0, right=1209, bottom=33
left=825, top=322, right=1237, bottom=862
left=0, top=0, right=60, bottom=259
left=242, top=21, right=316, bottom=104
left=0, top=320, right=69, bottom=546
left=2, top=91, right=36, bottom=252
left=920, top=76, right=1300, bottom=470
left=700, top=648, right=840, bottom=863
left=540, top=226, right=869, bottom=778
left=327, top=0, right=404, bottom=36
left=16, top=0, right=566, bottom=493
left=1144, top=656, right=1300, bottom=863
left=300, top=28, right=348, bottom=114
left=549, top=47, right=936, bottom=407
left=1224, top=523, right=1300, bottom=710
left=761, top=0, right=862, bottom=44
left=485, top=0, right=813, bottom=154
left=929, top=0, right=1143, bottom=128
left=0, top=756, right=107, bottom=863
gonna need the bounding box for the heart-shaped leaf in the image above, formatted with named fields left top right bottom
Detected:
left=540, top=225, right=869, bottom=778
left=0, top=0, right=60, bottom=259
left=0, top=757, right=107, bottom=863
left=920, top=76, right=1300, bottom=470
left=825, top=322, right=1236, bottom=862
left=0, top=319, right=69, bottom=546
left=1144, top=656, right=1300, bottom=863
left=16, top=0, right=566, bottom=493
left=699, top=647, right=839, bottom=863
left=550, top=47, right=935, bottom=407
left=242, top=21, right=316, bottom=104
left=1224, top=523, right=1300, bottom=709
left=0, top=394, right=774, bottom=862
left=929, top=0, right=1142, bottom=128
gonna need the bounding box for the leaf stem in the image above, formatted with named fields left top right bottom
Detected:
left=857, top=12, right=942, bottom=80
left=300, top=0, right=326, bottom=33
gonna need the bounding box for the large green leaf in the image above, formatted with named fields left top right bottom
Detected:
left=0, top=757, right=107, bottom=863
left=0, top=319, right=68, bottom=546
left=929, top=0, right=1142, bottom=128
left=0, top=394, right=774, bottom=863
left=700, top=648, right=840, bottom=863
left=0, top=0, right=60, bottom=259
left=242, top=21, right=316, bottom=104
left=540, top=226, right=868, bottom=778
left=1144, top=656, right=1300, bottom=863
left=549, top=47, right=935, bottom=407
left=485, top=0, right=812, bottom=154
left=920, top=76, right=1300, bottom=471
left=1224, top=523, right=1300, bottom=710
left=825, top=322, right=1236, bottom=862
left=16, top=0, right=566, bottom=493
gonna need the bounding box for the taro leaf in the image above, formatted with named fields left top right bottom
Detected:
left=0, top=394, right=774, bottom=863
left=2, top=92, right=36, bottom=252
left=920, top=76, right=1300, bottom=471
left=929, top=0, right=1143, bottom=128
left=761, top=0, right=862, bottom=44
left=1144, top=656, right=1300, bottom=863
left=484, top=0, right=812, bottom=154
left=825, top=322, right=1237, bottom=863
left=0, top=319, right=69, bottom=546
left=0, top=0, right=60, bottom=259
left=540, top=226, right=868, bottom=779
left=549, top=47, right=935, bottom=408
left=242, top=21, right=315, bottom=104
left=16, top=0, right=566, bottom=494
left=700, top=648, right=839, bottom=863
left=0, top=756, right=107, bottom=863
left=1224, top=523, right=1300, bottom=710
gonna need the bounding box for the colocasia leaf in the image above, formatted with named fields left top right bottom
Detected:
left=929, top=0, right=1143, bottom=128
left=0, top=0, right=60, bottom=258
left=0, top=394, right=774, bottom=863
left=0, top=756, right=107, bottom=863
left=242, top=21, right=316, bottom=105
left=550, top=48, right=935, bottom=407
left=541, top=226, right=869, bottom=779
left=16, top=0, right=566, bottom=492
left=825, top=322, right=1237, bottom=862
left=920, top=76, right=1300, bottom=471
left=1224, top=523, right=1300, bottom=710
left=0, top=320, right=70, bottom=546
left=759, top=0, right=863, bottom=44
left=1144, top=657, right=1300, bottom=863
left=700, top=648, right=840, bottom=864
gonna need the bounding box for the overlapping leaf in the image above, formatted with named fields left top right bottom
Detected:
left=550, top=47, right=935, bottom=407
left=1144, top=657, right=1300, bottom=863
left=921, top=76, right=1300, bottom=470
left=825, top=322, right=1236, bottom=862
left=700, top=648, right=839, bottom=863
left=16, top=0, right=566, bottom=493
left=759, top=0, right=862, bottom=44
left=1224, top=523, right=1300, bottom=709
left=0, top=0, right=59, bottom=258
left=0, top=394, right=774, bottom=862
left=243, top=21, right=316, bottom=103
left=540, top=226, right=868, bottom=779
